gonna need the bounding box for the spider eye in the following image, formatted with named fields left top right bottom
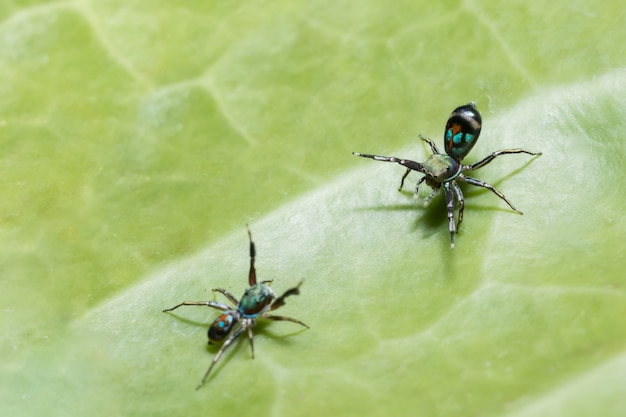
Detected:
left=208, top=311, right=239, bottom=343
left=444, top=103, right=482, bottom=162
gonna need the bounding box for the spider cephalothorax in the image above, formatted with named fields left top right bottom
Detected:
left=163, top=227, right=308, bottom=389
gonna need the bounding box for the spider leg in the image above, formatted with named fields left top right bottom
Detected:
left=162, top=301, right=230, bottom=313
left=247, top=325, right=255, bottom=359
left=465, top=149, right=541, bottom=171
left=397, top=136, right=437, bottom=192
left=462, top=175, right=523, bottom=214
left=419, top=134, right=441, bottom=154
left=246, top=225, right=257, bottom=286
left=212, top=288, right=239, bottom=306
left=352, top=153, right=428, bottom=175
left=270, top=280, right=303, bottom=311
left=399, top=168, right=411, bottom=191
left=196, top=325, right=246, bottom=390
left=264, top=314, right=309, bottom=329
left=423, top=184, right=441, bottom=206
left=412, top=176, right=427, bottom=199
left=443, top=182, right=457, bottom=249
left=452, top=181, right=464, bottom=231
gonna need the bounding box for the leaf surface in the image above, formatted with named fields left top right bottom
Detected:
left=1, top=1, right=625, bottom=416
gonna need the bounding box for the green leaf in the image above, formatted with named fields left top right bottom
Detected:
left=1, top=1, right=625, bottom=416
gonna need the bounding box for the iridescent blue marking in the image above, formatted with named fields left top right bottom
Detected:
left=444, top=104, right=482, bottom=162
left=209, top=311, right=239, bottom=343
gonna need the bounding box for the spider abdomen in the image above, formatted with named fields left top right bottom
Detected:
left=208, top=311, right=239, bottom=344
left=444, top=103, right=482, bottom=162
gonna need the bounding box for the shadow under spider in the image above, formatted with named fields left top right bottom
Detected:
left=461, top=155, right=540, bottom=197
left=356, top=154, right=539, bottom=219
left=164, top=312, right=210, bottom=328
left=165, top=311, right=308, bottom=352
left=354, top=201, right=447, bottom=237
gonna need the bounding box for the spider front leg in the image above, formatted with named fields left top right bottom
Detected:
left=162, top=300, right=231, bottom=313
left=196, top=325, right=246, bottom=390
left=461, top=175, right=523, bottom=214
left=465, top=148, right=541, bottom=171
left=352, top=152, right=428, bottom=189
left=212, top=288, right=239, bottom=305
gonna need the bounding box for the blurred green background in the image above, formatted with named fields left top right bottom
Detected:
left=1, top=1, right=625, bottom=416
